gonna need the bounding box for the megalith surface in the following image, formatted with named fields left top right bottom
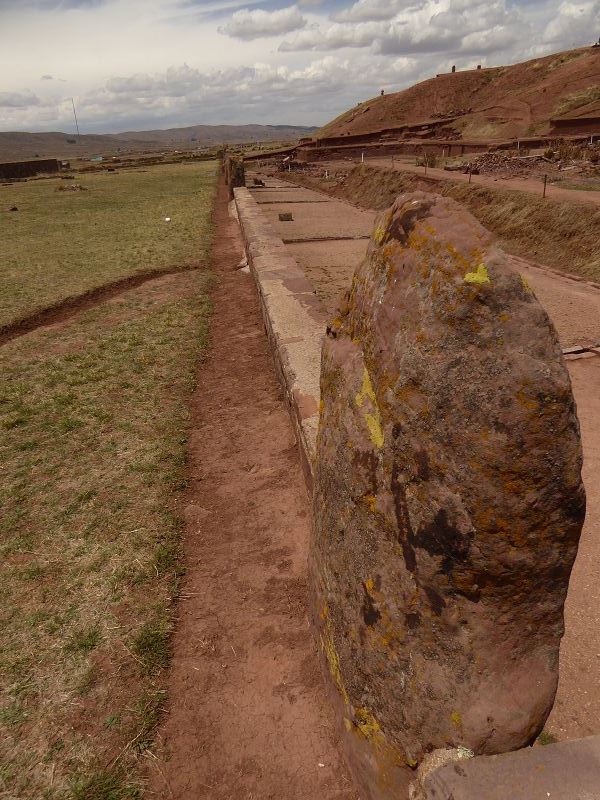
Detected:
left=311, top=191, right=586, bottom=799
left=224, top=155, right=245, bottom=195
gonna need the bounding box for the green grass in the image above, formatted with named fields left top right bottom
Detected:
left=0, top=161, right=217, bottom=328
left=537, top=729, right=558, bottom=746
left=0, top=162, right=217, bottom=798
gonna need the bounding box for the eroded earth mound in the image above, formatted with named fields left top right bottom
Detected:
left=318, top=47, right=600, bottom=141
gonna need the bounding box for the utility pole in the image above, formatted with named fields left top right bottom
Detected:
left=71, top=98, right=81, bottom=143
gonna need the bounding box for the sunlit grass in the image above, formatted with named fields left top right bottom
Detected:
left=0, top=162, right=217, bottom=798
left=0, top=161, right=217, bottom=328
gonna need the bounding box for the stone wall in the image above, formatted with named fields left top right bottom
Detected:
left=224, top=154, right=245, bottom=196
left=0, top=158, right=60, bottom=180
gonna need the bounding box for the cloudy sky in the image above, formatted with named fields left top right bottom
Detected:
left=0, top=0, right=597, bottom=134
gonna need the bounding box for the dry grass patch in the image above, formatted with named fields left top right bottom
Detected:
left=554, top=84, right=600, bottom=116
left=0, top=161, right=217, bottom=328
left=0, top=162, right=217, bottom=798
left=0, top=272, right=212, bottom=798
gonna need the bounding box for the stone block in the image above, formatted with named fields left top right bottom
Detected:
left=311, top=191, right=586, bottom=798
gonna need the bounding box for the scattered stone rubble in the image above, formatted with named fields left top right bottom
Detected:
left=56, top=183, right=88, bottom=192
left=451, top=146, right=600, bottom=179
left=311, top=191, right=586, bottom=799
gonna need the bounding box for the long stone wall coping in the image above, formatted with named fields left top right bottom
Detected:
left=234, top=186, right=325, bottom=489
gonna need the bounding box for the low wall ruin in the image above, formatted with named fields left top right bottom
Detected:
left=0, top=158, right=60, bottom=180
left=224, top=154, right=246, bottom=196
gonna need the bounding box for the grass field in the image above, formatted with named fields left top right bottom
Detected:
left=0, top=162, right=217, bottom=798
left=0, top=162, right=216, bottom=328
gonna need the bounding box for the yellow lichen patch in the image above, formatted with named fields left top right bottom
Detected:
left=451, top=711, right=463, bottom=728
left=355, top=707, right=385, bottom=743
left=356, top=367, right=376, bottom=408
left=445, top=242, right=473, bottom=275
left=516, top=388, right=539, bottom=411
left=362, top=578, right=405, bottom=652
left=464, top=264, right=490, bottom=285
left=329, top=315, right=343, bottom=333
left=319, top=399, right=325, bottom=414
left=520, top=274, right=534, bottom=294
left=360, top=494, right=378, bottom=513
left=365, top=412, right=385, bottom=449
left=320, top=606, right=349, bottom=705
left=364, top=577, right=376, bottom=593
left=355, top=367, right=385, bottom=449
left=373, top=225, right=387, bottom=246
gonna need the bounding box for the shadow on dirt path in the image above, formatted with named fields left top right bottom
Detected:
left=146, top=176, right=357, bottom=800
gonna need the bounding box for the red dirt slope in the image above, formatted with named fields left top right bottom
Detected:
left=318, top=47, right=600, bottom=142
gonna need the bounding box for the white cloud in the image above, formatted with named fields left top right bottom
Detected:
left=0, top=53, right=425, bottom=131
left=281, top=0, right=528, bottom=57
left=332, top=0, right=410, bottom=22
left=219, top=4, right=307, bottom=40
left=0, top=91, right=41, bottom=108
left=542, top=0, right=600, bottom=46
left=280, top=20, right=390, bottom=50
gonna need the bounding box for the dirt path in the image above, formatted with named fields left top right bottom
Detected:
left=547, top=357, right=600, bottom=741
left=369, top=159, right=600, bottom=206
left=146, top=178, right=357, bottom=800
left=0, top=263, right=201, bottom=347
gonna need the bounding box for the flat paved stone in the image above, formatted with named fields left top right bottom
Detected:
left=253, top=188, right=331, bottom=204
left=262, top=203, right=375, bottom=241
left=287, top=239, right=369, bottom=316
left=253, top=178, right=376, bottom=242
left=420, top=735, right=600, bottom=799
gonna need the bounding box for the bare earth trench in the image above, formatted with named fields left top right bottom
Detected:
left=246, top=173, right=600, bottom=744
left=147, top=180, right=358, bottom=799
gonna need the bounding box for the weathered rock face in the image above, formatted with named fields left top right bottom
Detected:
left=224, top=155, right=245, bottom=195
left=311, top=191, right=585, bottom=798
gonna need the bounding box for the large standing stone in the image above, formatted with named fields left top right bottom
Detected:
left=311, top=192, right=585, bottom=799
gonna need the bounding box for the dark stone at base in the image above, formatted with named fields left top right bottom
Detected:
left=419, top=736, right=600, bottom=799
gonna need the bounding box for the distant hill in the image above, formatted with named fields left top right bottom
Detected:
left=0, top=124, right=317, bottom=162
left=317, top=47, right=600, bottom=142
